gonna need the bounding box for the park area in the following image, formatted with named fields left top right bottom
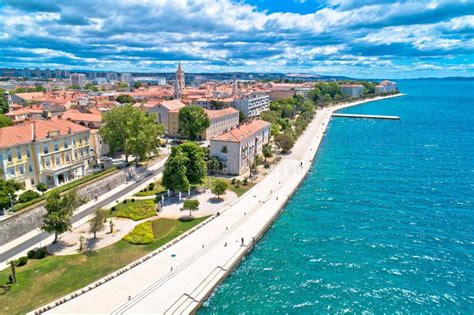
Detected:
left=0, top=217, right=208, bottom=315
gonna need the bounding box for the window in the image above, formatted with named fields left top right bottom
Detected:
left=19, top=165, right=24, bottom=175
left=45, top=159, right=51, bottom=168
left=74, top=151, right=78, bottom=159
left=221, top=146, right=228, bottom=153
left=64, top=140, right=69, bottom=149
left=29, top=164, right=33, bottom=173
left=17, top=148, right=22, bottom=160
left=54, top=142, right=59, bottom=151
left=65, top=154, right=70, bottom=162
left=26, top=149, right=31, bottom=158
left=55, top=156, right=61, bottom=165
left=43, top=144, right=49, bottom=154
left=7, top=150, right=12, bottom=162
left=73, top=138, right=76, bottom=146
left=8, top=167, right=15, bottom=176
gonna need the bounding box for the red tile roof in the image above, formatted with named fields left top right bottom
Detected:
left=62, top=109, right=102, bottom=123
left=205, top=108, right=239, bottom=120
left=212, top=120, right=270, bottom=142
left=0, top=118, right=89, bottom=148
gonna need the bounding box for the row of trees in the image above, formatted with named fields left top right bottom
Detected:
left=260, top=95, right=315, bottom=153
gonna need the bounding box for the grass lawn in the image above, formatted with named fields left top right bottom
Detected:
left=134, top=180, right=166, bottom=197
left=111, top=199, right=156, bottom=221
left=207, top=176, right=255, bottom=197
left=0, top=216, right=208, bottom=315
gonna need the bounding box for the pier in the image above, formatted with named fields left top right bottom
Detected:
left=332, top=113, right=400, bottom=120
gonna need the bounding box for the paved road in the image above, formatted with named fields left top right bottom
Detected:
left=0, top=164, right=164, bottom=264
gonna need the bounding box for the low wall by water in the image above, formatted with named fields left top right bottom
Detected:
left=0, top=166, right=145, bottom=246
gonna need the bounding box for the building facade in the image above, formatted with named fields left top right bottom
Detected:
left=168, top=107, right=239, bottom=140
left=0, top=118, right=93, bottom=189
left=210, top=120, right=271, bottom=175
left=375, top=80, right=397, bottom=93
left=71, top=73, right=87, bottom=88
left=233, top=94, right=270, bottom=118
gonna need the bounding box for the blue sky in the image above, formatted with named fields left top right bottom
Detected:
left=0, top=0, right=473, bottom=78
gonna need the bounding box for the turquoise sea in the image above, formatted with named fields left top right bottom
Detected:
left=200, top=79, right=474, bottom=313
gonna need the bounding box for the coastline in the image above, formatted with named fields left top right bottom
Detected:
left=36, top=93, right=404, bottom=314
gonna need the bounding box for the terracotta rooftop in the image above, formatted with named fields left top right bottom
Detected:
left=0, top=118, right=89, bottom=148
left=212, top=120, right=271, bottom=143
left=62, top=109, right=102, bottom=123
left=205, top=108, right=239, bottom=120
left=159, top=100, right=186, bottom=111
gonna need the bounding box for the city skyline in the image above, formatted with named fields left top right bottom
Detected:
left=1, top=0, right=474, bottom=79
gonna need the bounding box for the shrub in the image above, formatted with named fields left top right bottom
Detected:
left=16, top=256, right=28, bottom=267
left=131, top=198, right=135, bottom=203
left=111, top=206, right=116, bottom=211
left=123, top=199, right=127, bottom=204
left=243, top=178, right=249, bottom=186
left=148, top=182, right=155, bottom=190
left=27, top=249, right=36, bottom=259
left=264, top=161, right=271, bottom=169
left=235, top=179, right=241, bottom=187
left=230, top=178, right=236, bottom=184
left=35, top=247, right=48, bottom=259
left=18, top=190, right=40, bottom=203
left=123, top=222, right=154, bottom=245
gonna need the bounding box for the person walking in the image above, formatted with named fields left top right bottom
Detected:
left=241, top=237, right=244, bottom=246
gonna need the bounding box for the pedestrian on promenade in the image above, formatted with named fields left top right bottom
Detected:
left=224, top=242, right=227, bottom=247
left=241, top=237, right=244, bottom=246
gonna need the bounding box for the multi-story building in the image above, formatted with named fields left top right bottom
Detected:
left=375, top=80, right=397, bottom=93
left=120, top=73, right=132, bottom=83
left=44, top=69, right=51, bottom=78
left=63, top=70, right=70, bottom=78
left=233, top=94, right=270, bottom=118
left=210, top=119, right=271, bottom=175
left=168, top=107, right=239, bottom=140
left=106, top=72, right=118, bottom=82
left=137, top=99, right=186, bottom=131
left=340, top=84, right=364, bottom=98
left=54, top=69, right=62, bottom=79
left=0, top=118, right=93, bottom=189
left=71, top=73, right=87, bottom=88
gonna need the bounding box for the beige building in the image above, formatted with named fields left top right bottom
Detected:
left=0, top=118, right=92, bottom=189
left=137, top=100, right=186, bottom=131
left=168, top=107, right=239, bottom=140
left=210, top=119, right=271, bottom=175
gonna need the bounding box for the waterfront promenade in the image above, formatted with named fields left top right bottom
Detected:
left=41, top=94, right=403, bottom=314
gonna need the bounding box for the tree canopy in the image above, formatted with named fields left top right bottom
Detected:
left=0, top=179, right=22, bottom=209
left=162, top=142, right=207, bottom=192
left=0, top=114, right=13, bottom=127
left=275, top=133, right=294, bottom=153
left=100, top=104, right=164, bottom=162
left=211, top=179, right=228, bottom=199
left=116, top=94, right=134, bottom=104
left=0, top=89, right=9, bottom=114
left=178, top=105, right=210, bottom=140
left=181, top=199, right=199, bottom=217
left=41, top=190, right=82, bottom=243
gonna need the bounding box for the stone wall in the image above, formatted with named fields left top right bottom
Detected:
left=0, top=166, right=146, bottom=246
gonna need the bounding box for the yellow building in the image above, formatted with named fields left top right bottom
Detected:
left=0, top=118, right=92, bottom=189
left=168, top=107, right=239, bottom=140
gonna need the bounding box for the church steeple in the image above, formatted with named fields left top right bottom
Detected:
left=174, top=61, right=185, bottom=100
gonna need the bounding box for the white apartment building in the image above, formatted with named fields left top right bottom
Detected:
left=233, top=94, right=270, bottom=118
left=70, top=73, right=87, bottom=88
left=120, top=73, right=132, bottom=83
left=210, top=119, right=271, bottom=175
left=375, top=80, right=397, bottom=93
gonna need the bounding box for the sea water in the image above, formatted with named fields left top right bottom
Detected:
left=199, top=79, right=474, bottom=313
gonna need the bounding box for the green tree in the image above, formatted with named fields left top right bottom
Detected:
left=262, top=144, right=272, bottom=161
left=36, top=182, right=48, bottom=196
left=68, top=84, right=81, bottom=90
left=41, top=190, right=82, bottom=244
left=275, top=133, right=294, bottom=153
left=0, top=114, right=13, bottom=127
left=162, top=147, right=190, bottom=192
left=180, top=142, right=207, bottom=185
left=133, top=82, right=143, bottom=89
left=210, top=100, right=225, bottom=110
left=0, top=89, right=9, bottom=114
left=89, top=209, right=106, bottom=239
left=181, top=199, right=199, bottom=217
left=85, top=83, right=98, bottom=92
left=100, top=104, right=164, bottom=162
left=211, top=179, right=228, bottom=199
left=208, top=156, right=223, bottom=174
left=178, top=105, right=210, bottom=140
left=116, top=94, right=134, bottom=104
left=0, top=179, right=22, bottom=209
left=239, top=110, right=247, bottom=124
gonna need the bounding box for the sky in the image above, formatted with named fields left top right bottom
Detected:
left=0, top=0, right=473, bottom=79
